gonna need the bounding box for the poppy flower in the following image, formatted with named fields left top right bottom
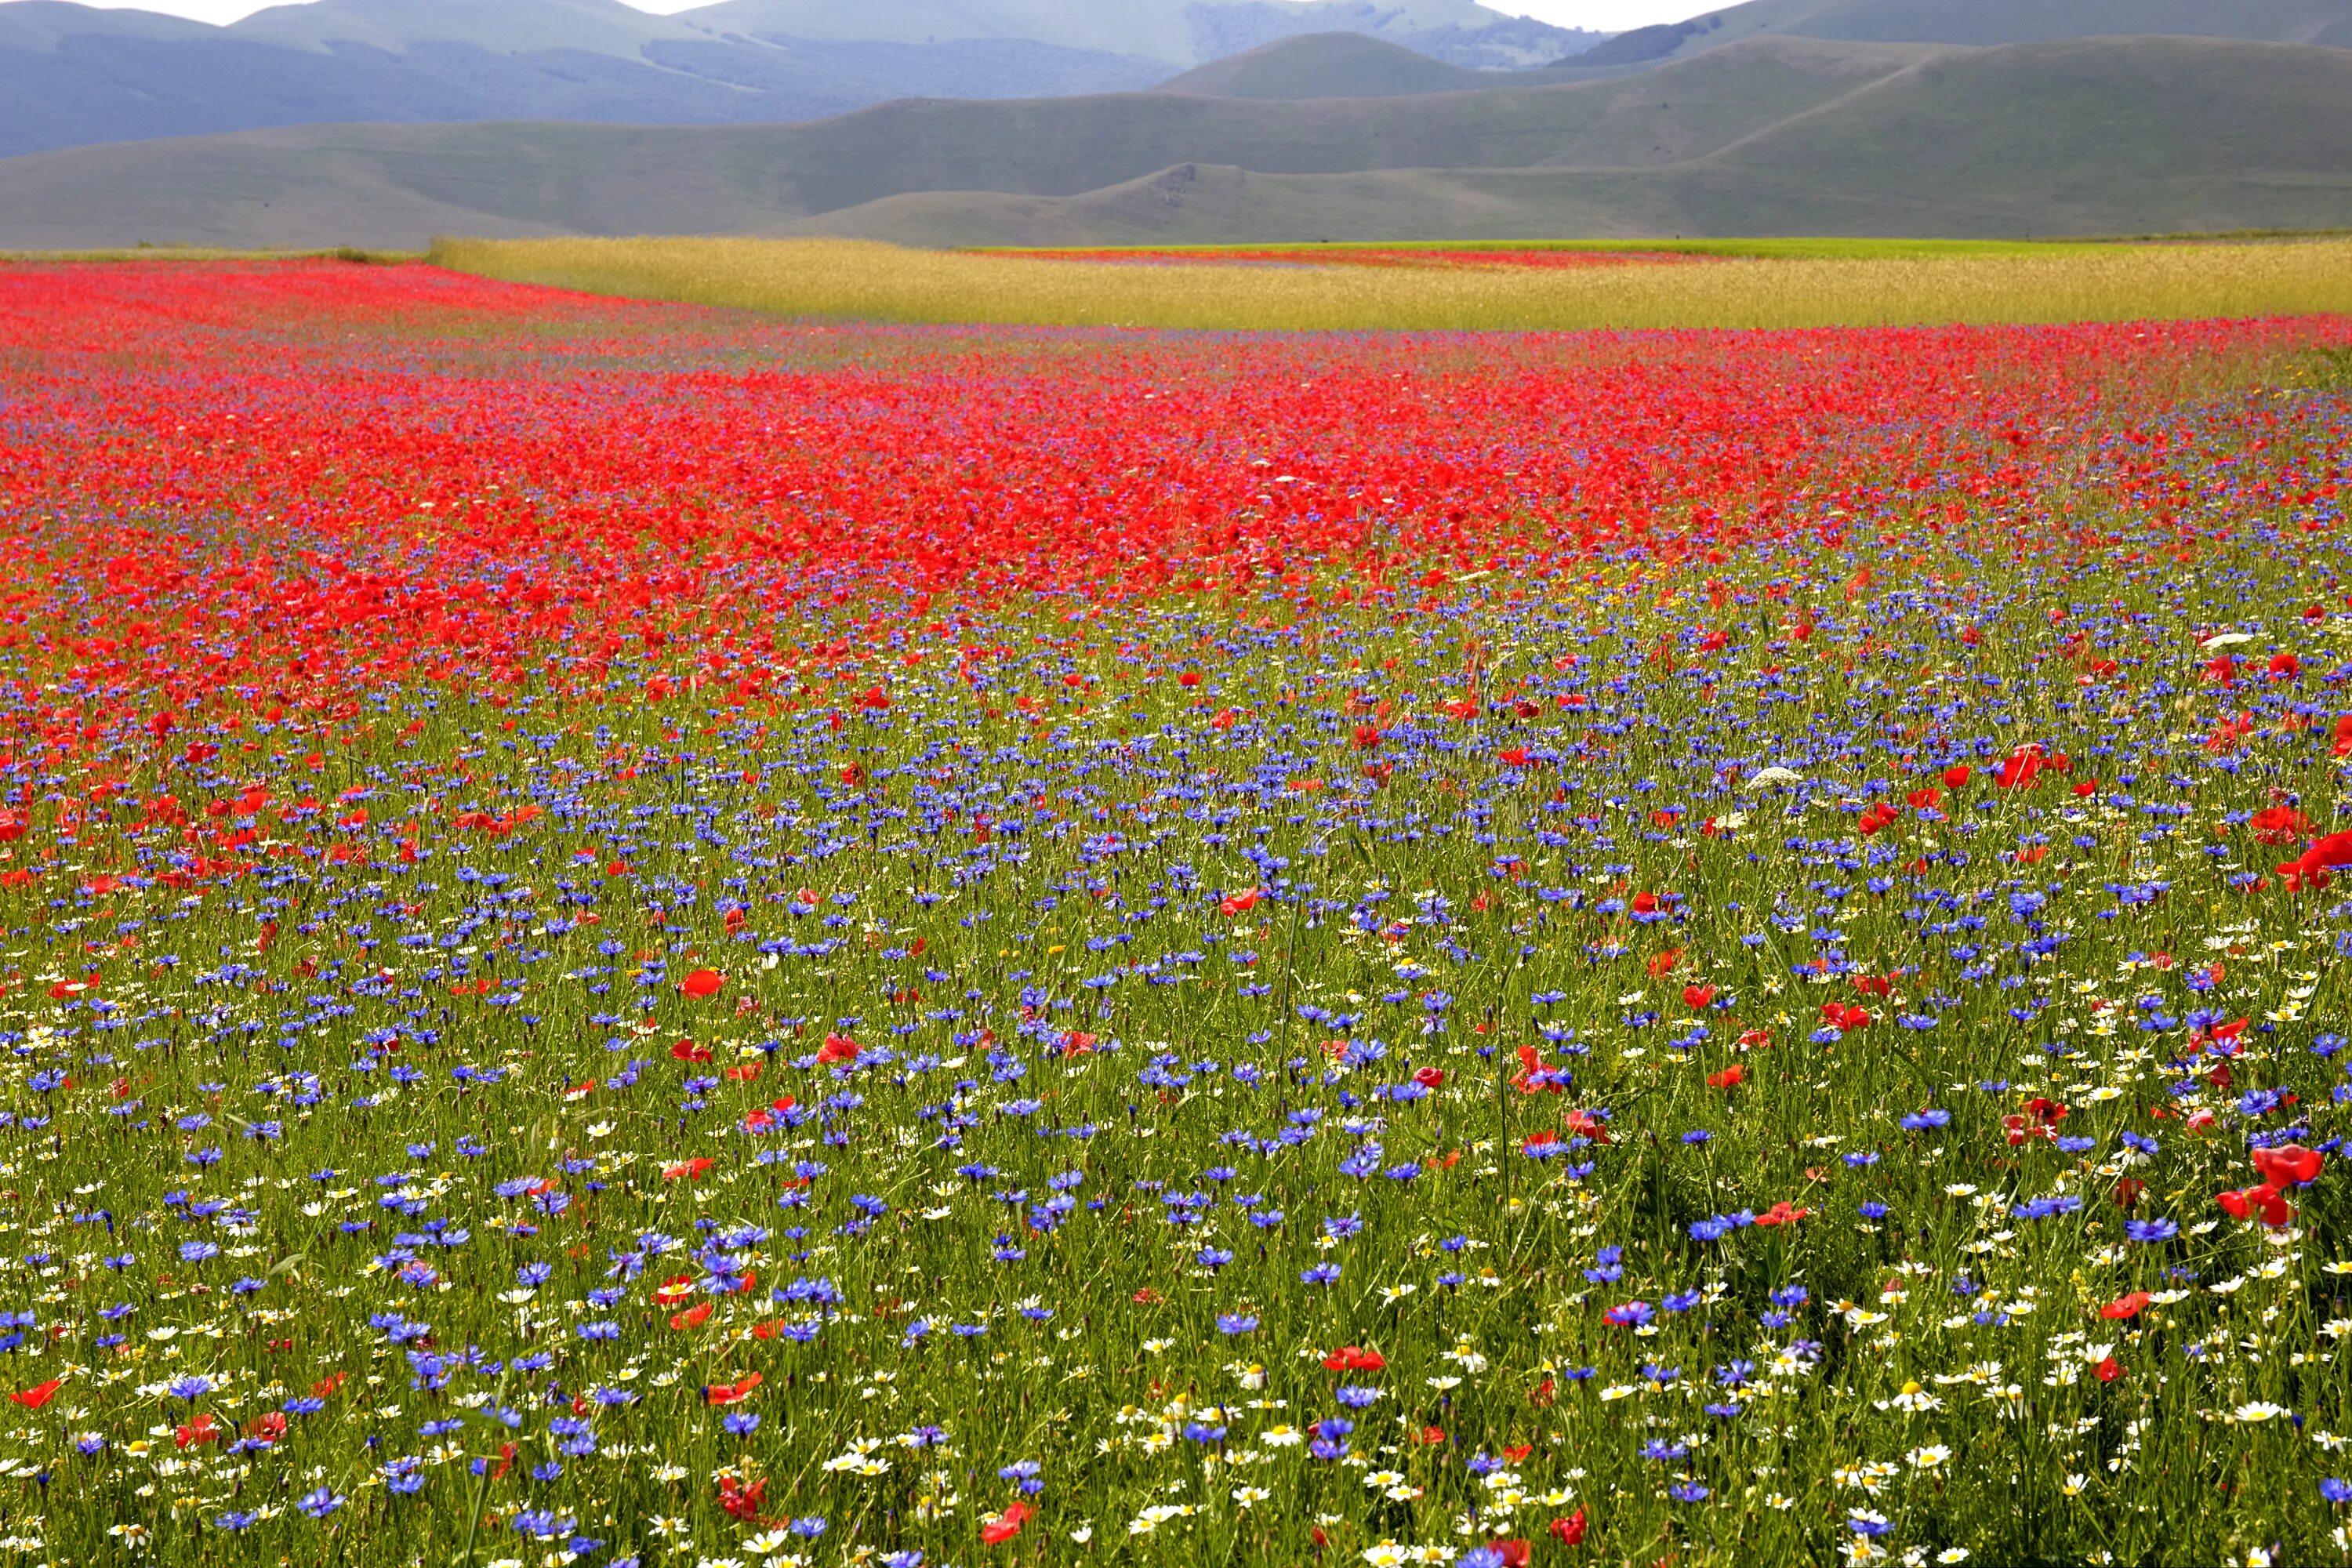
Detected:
left=1552, top=1510, right=1588, bottom=1545
left=1563, top=1109, right=1612, bottom=1144
left=175, top=1413, right=223, bottom=1449
left=1706, top=1065, right=1744, bottom=1089
left=980, top=1500, right=1035, bottom=1545
left=1321, top=1345, right=1385, bottom=1373
left=1412, top=1065, right=1445, bottom=1088
left=2251, top=805, right=2312, bottom=845
left=2252, top=1143, right=2325, bottom=1187
left=816, top=1033, right=860, bottom=1065
left=9, top=1378, right=61, bottom=1410
left=2276, top=832, right=2352, bottom=891
left=245, top=1410, right=288, bottom=1446
left=2002, top=1097, right=2069, bottom=1144
left=717, top=1473, right=768, bottom=1520
left=669, top=1301, right=713, bottom=1331
left=702, top=1371, right=764, bottom=1406
left=662, top=1157, right=716, bottom=1181
left=1218, top=889, right=1261, bottom=916
left=2100, top=1291, right=2151, bottom=1320
left=1682, top=983, right=1717, bottom=1010
left=2218, top=1184, right=2295, bottom=1227
left=680, top=967, right=724, bottom=998
left=1754, top=1201, right=1809, bottom=1226
left=1941, top=765, right=1971, bottom=789
left=2092, top=1356, right=2124, bottom=1383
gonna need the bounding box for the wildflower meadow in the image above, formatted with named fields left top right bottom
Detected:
left=0, top=258, right=2350, bottom=1568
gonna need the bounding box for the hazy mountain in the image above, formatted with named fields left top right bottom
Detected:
left=3, top=34, right=2346, bottom=249
left=1154, top=32, right=1509, bottom=96
left=0, top=0, right=1604, bottom=158
left=688, top=0, right=1581, bottom=67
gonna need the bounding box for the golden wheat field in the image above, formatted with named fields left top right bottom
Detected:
left=427, top=234, right=2352, bottom=331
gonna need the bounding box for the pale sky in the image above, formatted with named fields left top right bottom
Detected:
left=9, top=0, right=1698, bottom=32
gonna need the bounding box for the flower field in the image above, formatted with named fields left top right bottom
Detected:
left=1, top=259, right=2351, bottom=1567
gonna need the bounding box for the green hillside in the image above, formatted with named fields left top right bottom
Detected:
left=1153, top=32, right=1504, bottom=97
left=1577, top=0, right=2352, bottom=66
left=0, top=34, right=2347, bottom=249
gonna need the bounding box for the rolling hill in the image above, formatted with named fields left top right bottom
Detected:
left=1154, top=32, right=1506, bottom=97
left=1573, top=0, right=2352, bottom=67
left=0, top=0, right=1603, bottom=160
left=806, top=38, right=2352, bottom=244
left=0, top=32, right=2347, bottom=249
left=0, top=34, right=1953, bottom=246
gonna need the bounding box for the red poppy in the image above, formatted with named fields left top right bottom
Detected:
left=680, top=967, right=724, bottom=998
left=246, top=1410, right=288, bottom=1446
left=9, top=1378, right=61, bottom=1410
left=670, top=1301, right=713, bottom=1331
left=1941, top=765, right=1971, bottom=789
left=175, top=1413, right=224, bottom=1449
left=702, top=1370, right=764, bottom=1406
left=662, top=1157, right=716, bottom=1181
left=2099, top=1291, right=2151, bottom=1320
left=717, top=1473, right=768, bottom=1520
left=2251, top=805, right=2312, bottom=845
left=1706, top=1065, right=1744, bottom=1089
left=2252, top=1143, right=2325, bottom=1187
left=1321, top=1345, right=1385, bottom=1373
left=1218, top=889, right=1261, bottom=916
left=2000, top=1097, right=2069, bottom=1145
left=2278, top=828, right=2352, bottom=890
left=1755, top=1201, right=1809, bottom=1226
left=980, top=1501, right=1035, bottom=1546
left=1412, top=1066, right=1445, bottom=1089
left=1552, top=1510, right=1588, bottom=1546
left=1563, top=1109, right=1612, bottom=1145
left=2092, top=1356, right=2123, bottom=1383
left=2217, top=1184, right=2296, bottom=1228
left=816, top=1033, right=861, bottom=1065
left=671, top=1039, right=713, bottom=1064
left=1681, top=984, right=1717, bottom=1010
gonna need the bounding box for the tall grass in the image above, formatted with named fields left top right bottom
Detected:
left=430, top=234, right=2352, bottom=331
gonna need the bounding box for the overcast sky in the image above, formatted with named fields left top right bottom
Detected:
left=9, top=0, right=1697, bottom=31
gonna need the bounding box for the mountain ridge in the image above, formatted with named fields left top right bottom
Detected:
left=0, top=0, right=1606, bottom=159
left=1, top=34, right=2345, bottom=249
